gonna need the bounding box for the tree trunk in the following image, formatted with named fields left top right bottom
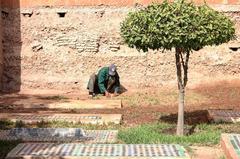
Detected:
left=175, top=48, right=189, bottom=136
left=177, top=84, right=185, bottom=136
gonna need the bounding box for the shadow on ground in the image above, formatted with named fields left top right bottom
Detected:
left=159, top=110, right=210, bottom=125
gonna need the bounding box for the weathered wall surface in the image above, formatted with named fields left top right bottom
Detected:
left=2, top=0, right=240, bottom=8
left=1, top=4, right=240, bottom=92
left=1, top=0, right=21, bottom=92
left=0, top=6, right=2, bottom=90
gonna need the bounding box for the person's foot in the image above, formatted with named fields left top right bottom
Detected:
left=88, top=92, right=95, bottom=99
left=113, top=92, right=120, bottom=97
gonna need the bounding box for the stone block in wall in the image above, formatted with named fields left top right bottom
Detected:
left=109, top=44, right=120, bottom=52
left=21, top=9, right=33, bottom=17
left=55, top=33, right=100, bottom=53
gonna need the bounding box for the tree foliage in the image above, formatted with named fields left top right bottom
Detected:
left=120, top=0, right=235, bottom=52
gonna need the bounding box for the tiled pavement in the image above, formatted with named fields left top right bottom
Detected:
left=221, top=134, right=240, bottom=159
left=0, top=128, right=118, bottom=143
left=0, top=113, right=122, bottom=124
left=208, top=109, right=240, bottom=123
left=6, top=143, right=190, bottom=159
left=84, top=130, right=118, bottom=143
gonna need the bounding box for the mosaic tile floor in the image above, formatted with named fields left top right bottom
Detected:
left=0, top=113, right=122, bottom=124
left=85, top=130, right=118, bottom=143
left=6, top=144, right=189, bottom=159
left=221, top=134, right=240, bottom=159
left=208, top=110, right=240, bottom=123
left=229, top=134, right=240, bottom=156
left=0, top=129, right=118, bottom=143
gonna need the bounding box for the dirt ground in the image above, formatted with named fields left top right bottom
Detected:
left=190, top=146, right=225, bottom=159
left=1, top=79, right=240, bottom=159
left=1, top=79, right=240, bottom=127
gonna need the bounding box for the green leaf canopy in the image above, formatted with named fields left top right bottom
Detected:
left=120, top=1, right=235, bottom=52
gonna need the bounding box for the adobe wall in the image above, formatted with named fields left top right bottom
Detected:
left=2, top=0, right=240, bottom=8
left=1, top=1, right=240, bottom=92
left=0, top=5, right=2, bottom=90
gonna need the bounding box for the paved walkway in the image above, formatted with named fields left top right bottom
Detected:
left=208, top=109, right=240, bottom=123
left=0, top=128, right=118, bottom=143
left=0, top=113, right=122, bottom=124
left=6, top=144, right=190, bottom=159
left=221, top=134, right=240, bottom=159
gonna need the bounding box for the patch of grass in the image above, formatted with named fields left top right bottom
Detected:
left=0, top=140, right=20, bottom=158
left=118, top=123, right=221, bottom=146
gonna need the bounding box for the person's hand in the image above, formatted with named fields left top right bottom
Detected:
left=105, top=91, right=110, bottom=97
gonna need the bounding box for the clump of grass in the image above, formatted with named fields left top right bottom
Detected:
left=118, top=123, right=221, bottom=146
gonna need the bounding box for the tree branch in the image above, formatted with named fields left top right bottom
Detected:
left=179, top=52, right=185, bottom=68
left=175, top=48, right=183, bottom=90
left=183, top=51, right=190, bottom=87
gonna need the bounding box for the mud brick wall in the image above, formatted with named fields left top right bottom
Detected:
left=0, top=9, right=2, bottom=90
left=1, top=2, right=240, bottom=92
left=2, top=0, right=240, bottom=8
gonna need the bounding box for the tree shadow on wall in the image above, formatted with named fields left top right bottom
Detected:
left=1, top=0, right=21, bottom=93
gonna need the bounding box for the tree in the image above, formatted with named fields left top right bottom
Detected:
left=120, top=0, right=235, bottom=135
